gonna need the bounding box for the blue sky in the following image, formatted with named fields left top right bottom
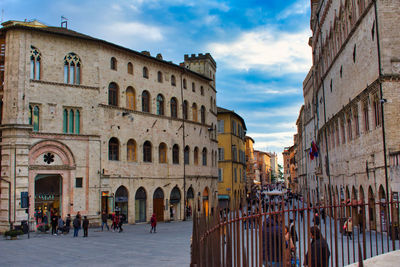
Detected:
left=1, top=0, right=312, bottom=164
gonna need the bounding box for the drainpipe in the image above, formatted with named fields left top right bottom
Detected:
left=373, top=0, right=391, bottom=225
left=180, top=70, right=187, bottom=221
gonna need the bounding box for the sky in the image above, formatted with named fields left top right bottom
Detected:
left=1, top=0, right=312, bottom=165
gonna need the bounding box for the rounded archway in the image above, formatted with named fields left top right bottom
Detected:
left=186, top=187, right=194, bottom=219
left=135, top=187, right=147, bottom=223
left=153, top=187, right=164, bottom=222
left=115, top=186, right=128, bottom=222
left=368, top=186, right=376, bottom=230
left=351, top=186, right=358, bottom=225
left=203, top=187, right=209, bottom=216
left=170, top=186, right=181, bottom=220
left=379, top=185, right=387, bottom=232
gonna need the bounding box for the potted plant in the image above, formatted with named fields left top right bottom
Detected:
left=4, top=229, right=24, bottom=240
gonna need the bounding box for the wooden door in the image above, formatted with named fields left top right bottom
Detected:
left=153, top=198, right=164, bottom=222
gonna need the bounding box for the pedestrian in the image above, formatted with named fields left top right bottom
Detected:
left=57, top=216, right=65, bottom=234
left=304, top=226, right=330, bottom=267
left=112, top=212, right=119, bottom=232
left=73, top=215, right=81, bottom=237
left=344, top=217, right=353, bottom=240
left=313, top=213, right=320, bottom=226
left=284, top=225, right=296, bottom=267
left=101, top=211, right=109, bottom=231
left=289, top=219, right=298, bottom=243
left=118, top=213, right=123, bottom=233
left=299, top=209, right=304, bottom=222
left=82, top=216, right=89, bottom=237
left=65, top=214, right=71, bottom=233
left=150, top=213, right=157, bottom=233
left=51, top=213, right=58, bottom=236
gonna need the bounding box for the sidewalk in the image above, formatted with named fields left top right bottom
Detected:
left=346, top=250, right=400, bottom=267
left=0, top=220, right=192, bottom=267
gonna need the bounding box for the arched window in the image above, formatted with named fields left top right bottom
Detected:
left=30, top=46, right=41, bottom=80
left=170, top=97, right=178, bottom=118
left=126, top=87, right=135, bottom=110
left=63, top=109, right=68, bottom=133
left=159, top=143, right=167, bottom=163
left=110, top=57, right=117, bottom=70
left=171, top=75, right=176, bottom=86
left=143, top=67, right=149, bottom=78
left=142, top=90, right=150, bottom=113
left=108, top=82, right=119, bottom=106
left=157, top=71, right=163, bottom=83
left=202, top=148, right=207, bottom=166
left=156, top=94, right=165, bottom=115
left=32, top=105, right=39, bottom=132
left=127, top=62, right=133, bottom=74
left=200, top=86, right=204, bottom=96
left=201, top=106, right=206, bottom=124
left=109, top=137, right=119, bottom=161
left=194, top=147, right=199, bottom=165
left=173, top=144, right=179, bottom=164
left=64, top=53, right=81, bottom=84
left=192, top=103, right=197, bottom=122
left=127, top=139, right=137, bottom=162
left=69, top=109, right=74, bottom=133
left=75, top=110, right=80, bottom=134
left=183, top=78, right=187, bottom=89
left=183, top=100, right=188, bottom=120
left=192, top=82, right=196, bottom=92
left=210, top=97, right=213, bottom=112
left=184, top=146, right=190, bottom=165
left=143, top=141, right=152, bottom=162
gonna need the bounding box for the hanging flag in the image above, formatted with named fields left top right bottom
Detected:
left=311, top=141, right=319, bottom=158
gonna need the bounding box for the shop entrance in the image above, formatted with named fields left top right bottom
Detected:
left=135, top=187, right=147, bottom=223
left=153, top=187, right=164, bottom=222
left=34, top=174, right=62, bottom=223
left=170, top=186, right=181, bottom=221
left=115, top=186, right=128, bottom=223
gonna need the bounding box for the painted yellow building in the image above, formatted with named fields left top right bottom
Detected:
left=217, top=107, right=247, bottom=208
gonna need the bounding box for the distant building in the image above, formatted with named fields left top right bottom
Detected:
left=217, top=107, right=247, bottom=208
left=245, top=136, right=257, bottom=194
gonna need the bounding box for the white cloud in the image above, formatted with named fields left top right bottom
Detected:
left=208, top=27, right=312, bottom=75
left=104, top=21, right=164, bottom=42
left=277, top=0, right=310, bottom=20
left=243, top=103, right=303, bottom=119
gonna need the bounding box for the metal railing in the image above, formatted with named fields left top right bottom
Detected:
left=191, top=193, right=400, bottom=267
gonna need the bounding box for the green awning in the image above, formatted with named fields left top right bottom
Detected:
left=218, top=195, right=230, bottom=200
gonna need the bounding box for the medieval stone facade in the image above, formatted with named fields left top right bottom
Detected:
left=0, top=20, right=218, bottom=231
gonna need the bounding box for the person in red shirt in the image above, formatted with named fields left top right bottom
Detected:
left=150, top=213, right=157, bottom=233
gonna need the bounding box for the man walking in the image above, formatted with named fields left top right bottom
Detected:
left=73, top=215, right=81, bottom=237
left=304, top=226, right=330, bottom=267
left=101, top=211, right=109, bottom=231
left=82, top=216, right=89, bottom=237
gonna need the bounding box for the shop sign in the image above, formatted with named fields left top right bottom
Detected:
left=115, top=196, right=128, bottom=202
left=35, top=193, right=56, bottom=200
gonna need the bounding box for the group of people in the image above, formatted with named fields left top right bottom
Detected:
left=101, top=211, right=125, bottom=232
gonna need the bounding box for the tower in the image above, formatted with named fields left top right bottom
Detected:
left=183, top=53, right=217, bottom=88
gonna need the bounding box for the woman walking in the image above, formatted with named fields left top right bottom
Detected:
left=150, top=213, right=157, bottom=233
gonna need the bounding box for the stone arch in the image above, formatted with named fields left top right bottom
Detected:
left=153, top=187, right=164, bottom=222
left=170, top=186, right=181, bottom=220
left=351, top=186, right=358, bottom=225
left=203, top=187, right=209, bottom=216
left=115, top=185, right=129, bottom=222
left=368, top=186, right=376, bottom=230
left=135, top=187, right=147, bottom=223
left=379, top=185, right=388, bottom=232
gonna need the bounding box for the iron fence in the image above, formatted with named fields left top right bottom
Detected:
left=191, top=192, right=400, bottom=267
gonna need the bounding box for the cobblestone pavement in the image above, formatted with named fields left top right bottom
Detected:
left=0, top=220, right=192, bottom=267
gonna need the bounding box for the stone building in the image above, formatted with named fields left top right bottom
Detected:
left=217, top=107, right=246, bottom=208
left=0, top=20, right=218, bottom=231
left=253, top=150, right=271, bottom=187
left=244, top=136, right=257, bottom=194
left=299, top=0, right=400, bottom=229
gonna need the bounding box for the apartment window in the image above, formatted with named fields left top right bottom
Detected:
left=108, top=82, right=119, bottom=106
left=202, top=148, right=207, bottom=166
left=159, top=143, right=167, bottom=163
left=157, top=71, right=163, bottom=83
left=218, top=120, right=224, bottom=133
left=232, top=121, right=237, bottom=135
left=354, top=111, right=360, bottom=136
left=143, top=67, right=149, bottom=78
left=29, top=105, right=40, bottom=132
left=75, top=178, right=83, bottom=188
left=30, top=46, right=41, bottom=80
left=201, top=106, right=206, bottom=124
left=156, top=94, right=165, bottom=115
left=142, top=91, right=150, bottom=113
left=126, top=87, right=135, bottom=110
left=218, top=148, right=224, bottom=161
left=109, top=137, right=119, bottom=161
left=218, top=168, right=223, bottom=182
left=347, top=117, right=352, bottom=141
left=192, top=82, right=195, bottom=92
left=194, top=147, right=199, bottom=165
left=110, top=57, right=117, bottom=70
left=171, top=75, right=176, bottom=86
left=183, top=100, right=188, bottom=119
left=234, top=168, right=237, bottom=183
left=200, top=86, right=204, bottom=96
left=341, top=121, right=346, bottom=144
left=127, top=62, right=133, bottom=74
left=173, top=144, right=179, bottom=164
left=183, top=79, right=187, bottom=89
left=232, top=145, right=237, bottom=161
left=127, top=139, right=137, bottom=162
left=64, top=53, right=81, bottom=84
left=170, top=97, right=178, bottom=118
left=184, top=146, right=190, bottom=165
left=143, top=141, right=152, bottom=162
left=363, top=101, right=369, bottom=132
left=373, top=97, right=381, bottom=128
left=192, top=103, right=197, bottom=122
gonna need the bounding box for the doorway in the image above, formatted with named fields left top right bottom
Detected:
left=170, top=186, right=181, bottom=221
left=153, top=187, right=164, bottom=222
left=115, top=186, right=128, bottom=223
left=34, top=174, right=62, bottom=223
left=135, top=187, right=147, bottom=223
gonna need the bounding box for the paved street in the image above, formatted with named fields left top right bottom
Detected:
left=0, top=221, right=192, bottom=267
